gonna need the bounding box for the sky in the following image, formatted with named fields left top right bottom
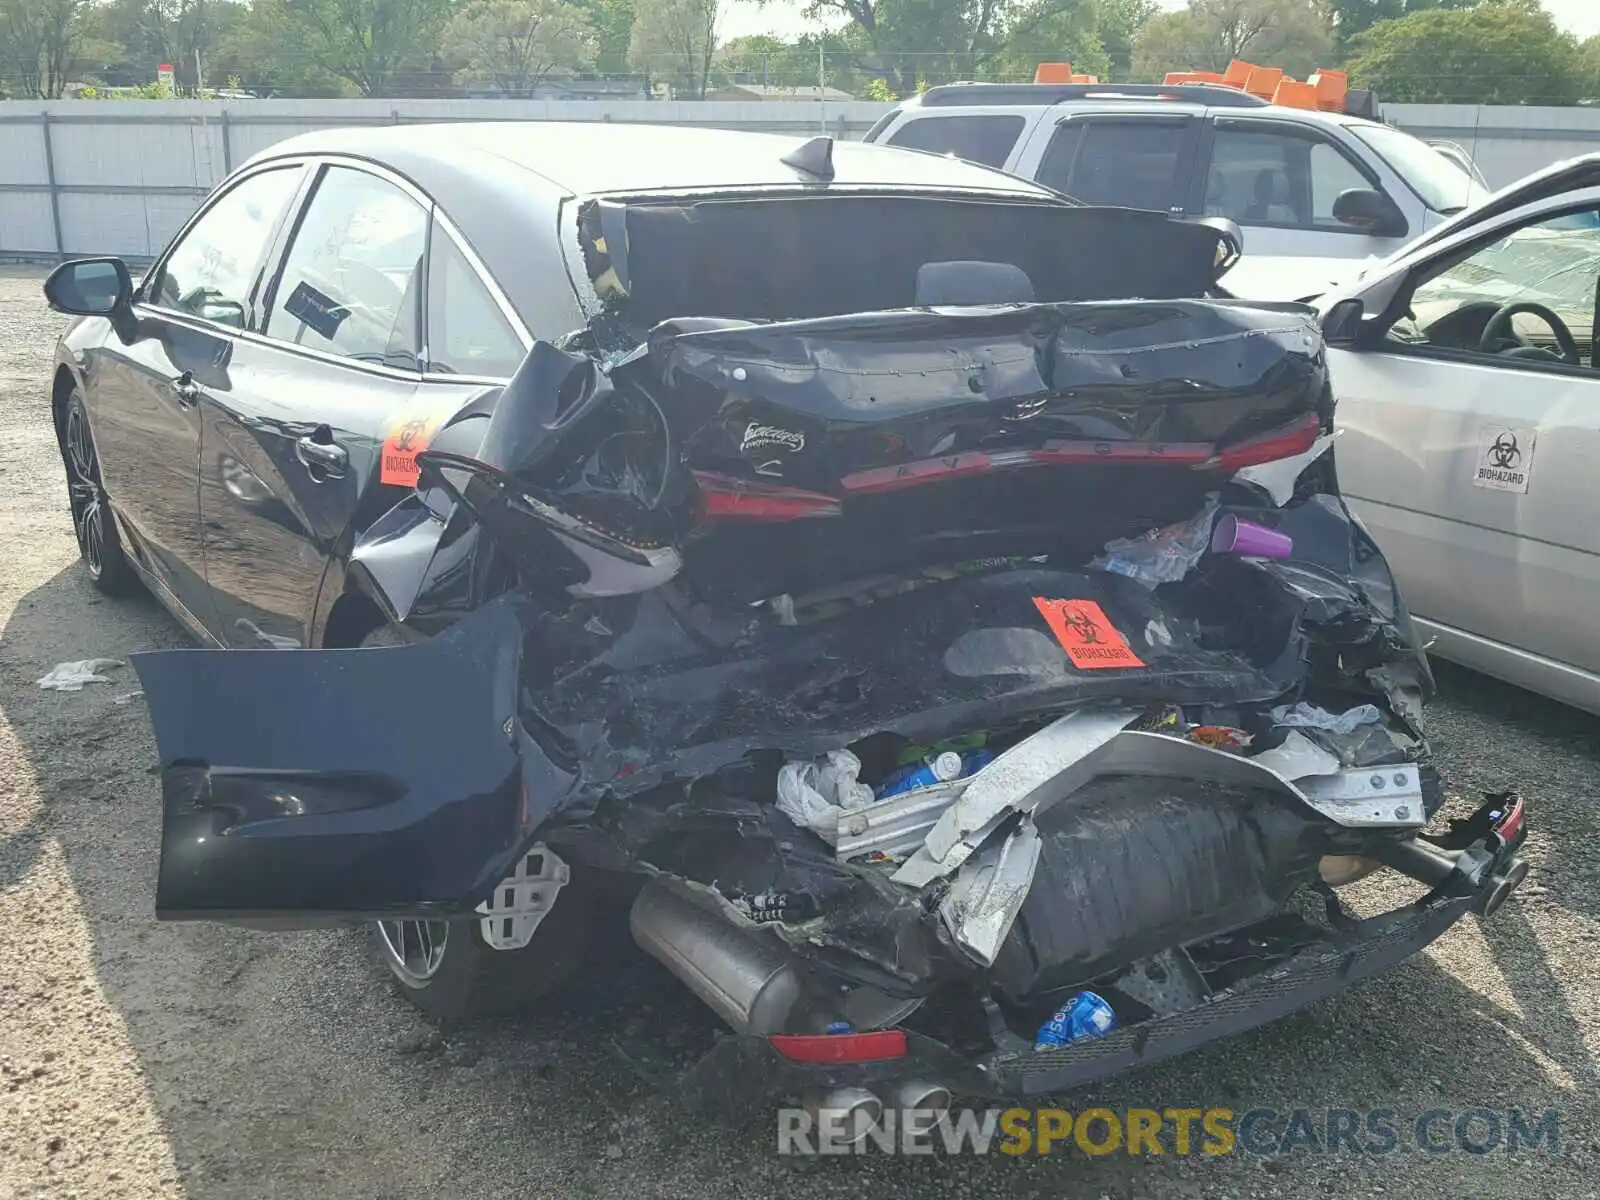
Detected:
left=718, top=0, right=1600, bottom=46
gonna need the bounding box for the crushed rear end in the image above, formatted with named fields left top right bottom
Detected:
left=133, top=187, right=1528, bottom=1114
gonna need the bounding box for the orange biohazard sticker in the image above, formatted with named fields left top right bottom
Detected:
left=1032, top=597, right=1145, bottom=670
left=380, top=411, right=449, bottom=487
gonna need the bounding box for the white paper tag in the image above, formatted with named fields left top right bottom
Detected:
left=1472, top=426, right=1536, bottom=494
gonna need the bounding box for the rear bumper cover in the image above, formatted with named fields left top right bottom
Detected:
left=687, top=802, right=1527, bottom=1105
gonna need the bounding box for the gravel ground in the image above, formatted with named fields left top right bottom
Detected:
left=0, top=265, right=1596, bottom=1199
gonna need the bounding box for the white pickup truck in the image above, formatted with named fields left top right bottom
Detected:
left=863, top=82, right=1489, bottom=300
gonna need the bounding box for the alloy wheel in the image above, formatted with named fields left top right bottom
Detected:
left=65, top=405, right=105, bottom=578
left=376, top=919, right=451, bottom=985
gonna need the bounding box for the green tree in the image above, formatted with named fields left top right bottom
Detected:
left=0, top=0, right=95, bottom=96
left=1094, top=0, right=1156, bottom=80
left=1326, top=0, right=1470, bottom=55
left=91, top=0, right=249, bottom=90
left=715, top=33, right=810, bottom=85
left=628, top=0, right=720, bottom=97
left=573, top=0, right=634, bottom=74
left=799, top=0, right=1029, bottom=96
left=988, top=0, right=1110, bottom=84
left=444, top=0, right=594, bottom=94
left=1130, top=0, right=1332, bottom=82
left=252, top=0, right=458, bottom=95
left=1346, top=0, right=1581, bottom=105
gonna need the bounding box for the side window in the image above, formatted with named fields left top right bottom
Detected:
left=147, top=167, right=302, bottom=328
left=1310, top=142, right=1371, bottom=223
left=1205, top=126, right=1374, bottom=231
left=1034, top=123, right=1083, bottom=194
left=426, top=229, right=525, bottom=378
left=264, top=167, right=428, bottom=369
left=886, top=115, right=1025, bottom=169
left=1058, top=120, right=1190, bottom=210
left=1391, top=207, right=1600, bottom=367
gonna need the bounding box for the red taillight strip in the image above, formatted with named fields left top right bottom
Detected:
left=1213, top=413, right=1322, bottom=471
left=699, top=416, right=1324, bottom=517
left=768, top=1030, right=908, bottom=1063
left=693, top=471, right=842, bottom=521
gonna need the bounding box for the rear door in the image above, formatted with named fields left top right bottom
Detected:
left=1012, top=112, right=1199, bottom=213
left=198, top=161, right=431, bottom=648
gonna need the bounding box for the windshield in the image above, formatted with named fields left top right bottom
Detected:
left=1348, top=123, right=1481, bottom=214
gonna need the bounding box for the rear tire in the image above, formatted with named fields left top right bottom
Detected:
left=62, top=389, right=139, bottom=597
left=358, top=621, right=589, bottom=1022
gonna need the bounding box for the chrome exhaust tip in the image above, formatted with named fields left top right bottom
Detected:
left=806, top=1087, right=884, bottom=1147
left=894, top=1079, right=952, bottom=1114
left=1481, top=857, right=1529, bottom=919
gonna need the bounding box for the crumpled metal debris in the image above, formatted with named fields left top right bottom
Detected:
left=37, top=659, right=123, bottom=691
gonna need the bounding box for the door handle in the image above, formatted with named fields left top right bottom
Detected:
left=295, top=435, right=348, bottom=478
left=172, top=370, right=200, bottom=407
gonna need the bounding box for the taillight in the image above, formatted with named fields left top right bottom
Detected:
left=1213, top=414, right=1322, bottom=471
left=693, top=470, right=842, bottom=522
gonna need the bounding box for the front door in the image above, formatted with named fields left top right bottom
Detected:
left=86, top=165, right=305, bottom=635
left=1333, top=201, right=1600, bottom=677
left=199, top=163, right=432, bottom=649
left=1196, top=118, right=1406, bottom=297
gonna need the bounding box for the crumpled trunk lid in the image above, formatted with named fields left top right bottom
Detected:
left=429, top=299, right=1327, bottom=606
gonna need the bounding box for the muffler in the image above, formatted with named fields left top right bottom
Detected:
left=629, top=880, right=803, bottom=1035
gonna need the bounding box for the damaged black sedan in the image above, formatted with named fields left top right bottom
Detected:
left=44, top=122, right=1529, bottom=1120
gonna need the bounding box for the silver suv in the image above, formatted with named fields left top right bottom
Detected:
left=864, top=82, right=1488, bottom=299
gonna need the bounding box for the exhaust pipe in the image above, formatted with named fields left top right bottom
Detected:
left=629, top=880, right=803, bottom=1035
left=894, top=1080, right=952, bottom=1114
left=806, top=1087, right=884, bottom=1147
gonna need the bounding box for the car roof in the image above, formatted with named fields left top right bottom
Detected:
left=893, top=93, right=1363, bottom=131
left=247, top=121, right=1057, bottom=198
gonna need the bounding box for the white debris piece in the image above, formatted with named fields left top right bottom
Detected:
left=36, top=659, right=124, bottom=692
left=1270, top=701, right=1382, bottom=736
left=1250, top=730, right=1342, bottom=781
left=776, top=749, right=873, bottom=843
left=1233, top=431, right=1339, bottom=506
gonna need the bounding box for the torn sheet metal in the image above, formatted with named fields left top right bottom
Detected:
left=895, top=709, right=1140, bottom=886
left=939, top=818, right=1043, bottom=967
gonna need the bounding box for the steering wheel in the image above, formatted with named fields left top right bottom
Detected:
left=1477, top=301, right=1582, bottom=365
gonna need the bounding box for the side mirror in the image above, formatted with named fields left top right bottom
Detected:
left=1332, top=188, right=1408, bottom=239
left=43, top=257, right=133, bottom=317
left=1320, top=297, right=1363, bottom=346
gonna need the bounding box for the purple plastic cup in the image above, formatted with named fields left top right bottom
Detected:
left=1211, top=513, right=1293, bottom=559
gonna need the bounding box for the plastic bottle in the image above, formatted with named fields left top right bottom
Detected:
left=1034, top=991, right=1117, bottom=1051
left=876, top=750, right=965, bottom=799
